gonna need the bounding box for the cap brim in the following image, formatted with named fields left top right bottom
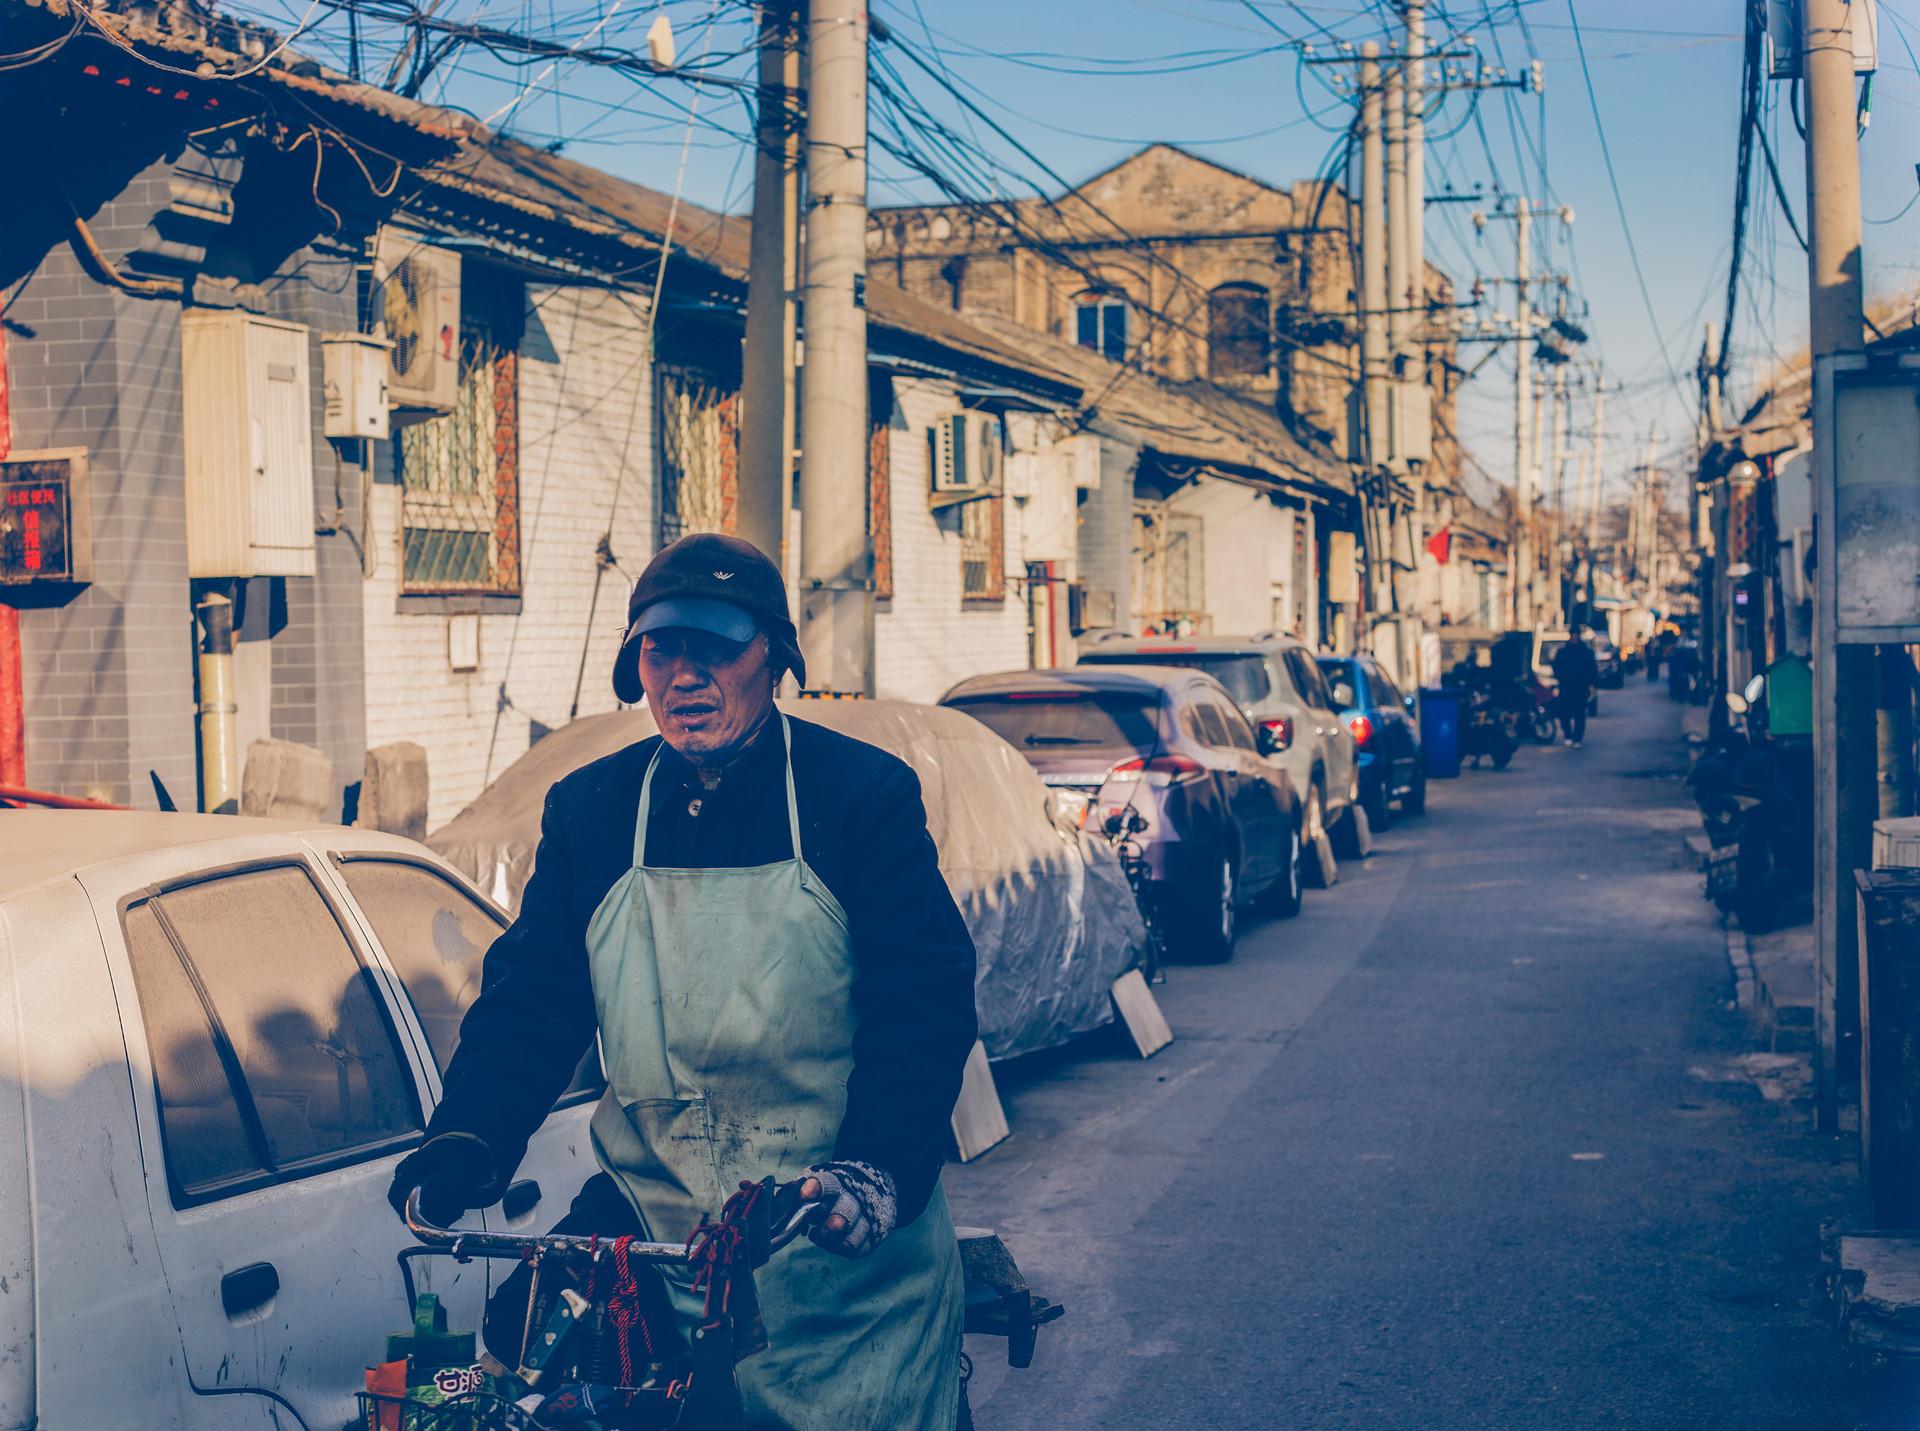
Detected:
left=632, top=596, right=759, bottom=643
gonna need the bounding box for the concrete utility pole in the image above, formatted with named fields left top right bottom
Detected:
left=1359, top=42, right=1390, bottom=623
left=1586, top=371, right=1605, bottom=551
left=797, top=0, right=871, bottom=693
left=1513, top=198, right=1533, bottom=629
left=1404, top=0, right=1426, bottom=355
left=1799, top=0, right=1873, bottom=1127
left=1546, top=364, right=1568, bottom=627
left=740, top=0, right=803, bottom=567
left=1386, top=62, right=1409, bottom=378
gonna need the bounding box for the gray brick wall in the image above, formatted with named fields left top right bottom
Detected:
left=1076, top=434, right=1137, bottom=634
left=8, top=166, right=196, bottom=807
left=8, top=159, right=367, bottom=811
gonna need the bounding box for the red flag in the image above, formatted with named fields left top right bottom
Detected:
left=1425, top=526, right=1452, bottom=565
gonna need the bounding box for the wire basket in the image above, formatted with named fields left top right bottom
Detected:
left=354, top=1390, right=543, bottom=1431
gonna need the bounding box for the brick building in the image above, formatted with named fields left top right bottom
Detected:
left=868, top=143, right=1462, bottom=479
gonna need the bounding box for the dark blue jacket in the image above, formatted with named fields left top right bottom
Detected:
left=426, top=715, right=978, bottom=1222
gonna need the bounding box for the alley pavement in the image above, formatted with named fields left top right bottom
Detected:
left=949, top=682, right=1917, bottom=1429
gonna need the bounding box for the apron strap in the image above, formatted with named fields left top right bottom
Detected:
left=779, top=712, right=802, bottom=862
left=632, top=713, right=803, bottom=869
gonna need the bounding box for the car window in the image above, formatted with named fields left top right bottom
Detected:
left=1287, top=651, right=1336, bottom=710
left=339, top=858, right=604, bottom=1098
left=125, top=865, right=421, bottom=1201
left=949, top=690, right=1162, bottom=757
left=338, top=860, right=496, bottom=1073
left=1372, top=666, right=1405, bottom=709
left=1217, top=700, right=1258, bottom=752
left=1190, top=698, right=1231, bottom=748
left=1089, top=650, right=1271, bottom=706
left=1318, top=657, right=1358, bottom=708
left=123, top=902, right=264, bottom=1198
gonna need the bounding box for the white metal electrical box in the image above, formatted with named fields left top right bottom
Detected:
left=181, top=309, right=317, bottom=578
left=375, top=231, right=462, bottom=418
left=321, top=332, right=394, bottom=440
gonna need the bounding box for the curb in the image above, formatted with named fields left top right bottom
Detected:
left=1726, top=922, right=1757, bottom=1013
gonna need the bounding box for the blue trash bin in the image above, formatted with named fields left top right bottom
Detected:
left=1420, top=687, right=1464, bottom=779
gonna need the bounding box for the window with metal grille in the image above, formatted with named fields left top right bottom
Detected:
left=1132, top=503, right=1209, bottom=632
left=960, top=491, right=1004, bottom=601
left=657, top=366, right=740, bottom=548
left=1208, top=283, right=1271, bottom=380
left=396, top=272, right=523, bottom=594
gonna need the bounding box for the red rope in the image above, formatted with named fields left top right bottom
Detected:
left=686, top=1181, right=764, bottom=1321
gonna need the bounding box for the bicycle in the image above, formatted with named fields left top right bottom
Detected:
left=359, top=1181, right=1063, bottom=1431
left=356, top=1180, right=820, bottom=1430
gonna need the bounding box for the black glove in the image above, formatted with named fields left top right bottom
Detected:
left=802, top=1160, right=899, bottom=1259
left=388, top=1132, right=501, bottom=1225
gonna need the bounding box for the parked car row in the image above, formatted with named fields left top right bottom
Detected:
left=940, top=634, right=1429, bottom=966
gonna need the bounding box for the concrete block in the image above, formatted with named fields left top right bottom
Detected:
left=1111, top=970, right=1173, bottom=1058
left=1837, top=1234, right=1920, bottom=1353
left=950, top=1039, right=1011, bottom=1163
left=359, top=740, right=429, bottom=841
left=240, top=737, right=335, bottom=823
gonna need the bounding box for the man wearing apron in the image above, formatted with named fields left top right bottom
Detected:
left=390, top=533, right=977, bottom=1429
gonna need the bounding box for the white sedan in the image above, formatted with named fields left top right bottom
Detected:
left=0, top=811, right=600, bottom=1430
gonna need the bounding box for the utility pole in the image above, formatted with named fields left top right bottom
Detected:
left=1513, top=198, right=1533, bottom=629
left=1586, top=372, right=1606, bottom=551
left=1800, top=0, right=1872, bottom=1127
left=1546, top=364, right=1568, bottom=627
left=740, top=0, right=802, bottom=567
left=1359, top=41, right=1390, bottom=630
left=797, top=0, right=871, bottom=693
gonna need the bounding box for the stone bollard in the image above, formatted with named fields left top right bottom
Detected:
left=359, top=741, right=430, bottom=841
left=239, top=738, right=334, bottom=823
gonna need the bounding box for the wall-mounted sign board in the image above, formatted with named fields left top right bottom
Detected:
left=0, top=448, right=91, bottom=585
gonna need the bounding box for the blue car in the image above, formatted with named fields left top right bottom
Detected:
left=1316, top=654, right=1426, bottom=829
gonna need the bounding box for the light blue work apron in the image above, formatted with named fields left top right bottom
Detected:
left=584, top=715, right=963, bottom=1430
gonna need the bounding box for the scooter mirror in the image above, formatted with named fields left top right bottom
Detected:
left=1743, top=673, right=1766, bottom=704
left=1726, top=692, right=1750, bottom=716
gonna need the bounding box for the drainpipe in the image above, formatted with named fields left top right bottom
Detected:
left=0, top=325, right=22, bottom=788
left=195, top=589, right=239, bottom=814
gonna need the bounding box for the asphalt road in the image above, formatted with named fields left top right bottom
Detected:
left=948, top=682, right=1916, bottom=1429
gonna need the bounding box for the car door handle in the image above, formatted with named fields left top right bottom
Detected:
left=503, top=1179, right=542, bottom=1220
left=221, top=1262, right=279, bottom=1319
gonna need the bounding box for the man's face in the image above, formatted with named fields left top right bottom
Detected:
left=636, top=625, right=777, bottom=765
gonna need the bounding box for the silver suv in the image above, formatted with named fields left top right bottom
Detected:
left=1077, top=635, right=1360, bottom=853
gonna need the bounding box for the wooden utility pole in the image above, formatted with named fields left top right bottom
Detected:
left=739, top=1, right=802, bottom=569
left=1801, top=0, right=1872, bottom=1128
left=797, top=0, right=871, bottom=692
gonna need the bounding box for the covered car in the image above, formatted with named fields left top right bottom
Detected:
left=429, top=700, right=1152, bottom=1062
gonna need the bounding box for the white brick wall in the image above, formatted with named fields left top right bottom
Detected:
left=874, top=378, right=1032, bottom=703
left=364, top=285, right=655, bottom=827
left=1168, top=478, right=1287, bottom=637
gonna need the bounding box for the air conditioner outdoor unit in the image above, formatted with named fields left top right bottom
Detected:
left=375, top=232, right=461, bottom=418
left=930, top=416, right=967, bottom=492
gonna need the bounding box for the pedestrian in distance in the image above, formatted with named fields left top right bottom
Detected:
left=387, top=532, right=978, bottom=1430
left=1552, top=624, right=1601, bottom=748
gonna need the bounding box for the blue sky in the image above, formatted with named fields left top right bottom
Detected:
left=252, top=0, right=1920, bottom=506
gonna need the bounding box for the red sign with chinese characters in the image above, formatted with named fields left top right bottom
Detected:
left=0, top=453, right=85, bottom=584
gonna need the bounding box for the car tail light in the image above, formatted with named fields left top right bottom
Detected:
left=1259, top=717, right=1293, bottom=752
left=1107, top=753, right=1204, bottom=784
left=1347, top=714, right=1374, bottom=749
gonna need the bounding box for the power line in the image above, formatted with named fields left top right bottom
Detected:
left=1563, top=0, right=1688, bottom=406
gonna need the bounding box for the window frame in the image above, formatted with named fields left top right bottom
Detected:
left=115, top=858, right=427, bottom=1210
left=1207, top=282, right=1273, bottom=382
left=329, top=851, right=605, bottom=1111
left=396, top=268, right=525, bottom=596
left=1073, top=293, right=1130, bottom=362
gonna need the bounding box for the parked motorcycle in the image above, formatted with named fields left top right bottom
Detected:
left=1689, top=674, right=1813, bottom=932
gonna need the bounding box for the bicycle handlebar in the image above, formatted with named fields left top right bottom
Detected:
left=403, top=1183, right=824, bottom=1263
